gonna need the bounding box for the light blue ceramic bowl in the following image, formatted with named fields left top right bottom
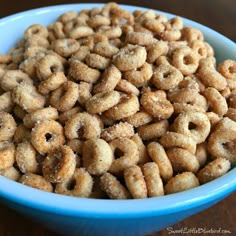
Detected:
left=0, top=4, right=235, bottom=236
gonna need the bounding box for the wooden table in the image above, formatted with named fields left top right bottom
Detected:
left=0, top=0, right=235, bottom=235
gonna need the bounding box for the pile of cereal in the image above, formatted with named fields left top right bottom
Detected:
left=0, top=2, right=235, bottom=199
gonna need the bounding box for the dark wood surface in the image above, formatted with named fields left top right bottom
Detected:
left=0, top=1, right=235, bottom=235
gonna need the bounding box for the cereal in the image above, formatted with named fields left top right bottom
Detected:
left=164, top=172, right=199, bottom=194
left=15, top=141, right=39, bottom=174
left=64, top=112, right=102, bottom=140
left=19, top=173, right=53, bottom=192
left=218, top=59, right=236, bottom=89
left=151, top=64, right=183, bottom=90
left=124, top=110, right=153, bottom=128
left=137, top=120, right=169, bottom=141
left=141, top=90, right=174, bottom=119
left=52, top=38, right=80, bottom=57
left=0, top=92, right=14, bottom=113
left=82, top=138, right=113, bottom=175
left=12, top=83, right=45, bottom=112
left=42, top=145, right=76, bottom=183
left=124, top=165, right=147, bottom=199
left=31, top=120, right=65, bottom=154
left=146, top=41, right=168, bottom=63
left=142, top=162, right=164, bottom=197
left=0, top=3, right=234, bottom=199
left=0, top=112, right=17, bottom=142
left=85, top=53, right=110, bottom=70
left=85, top=90, right=120, bottom=114
left=58, top=106, right=84, bottom=125
left=109, top=137, right=139, bottom=174
left=198, top=57, right=227, bottom=91
left=77, top=82, right=93, bottom=106
left=104, top=94, right=140, bottom=120
left=100, top=172, right=131, bottom=199
left=0, top=70, right=33, bottom=91
left=125, top=31, right=155, bottom=46
left=112, top=44, right=147, bottom=71
left=0, top=141, right=15, bottom=170
left=13, top=124, right=31, bottom=144
left=101, top=122, right=134, bottom=142
left=23, top=107, right=58, bottom=128
left=172, top=111, right=211, bottom=144
left=55, top=168, right=93, bottom=197
left=49, top=81, right=79, bottom=112
left=115, top=79, right=140, bottom=96
left=0, top=166, right=21, bottom=181
left=202, top=87, right=228, bottom=116
left=131, top=134, right=150, bottom=165
left=93, top=65, right=121, bottom=94
left=197, top=158, right=231, bottom=184
left=24, top=24, right=49, bottom=39
left=172, top=46, right=199, bottom=76
left=123, top=62, right=153, bottom=88
left=38, top=72, right=67, bottom=95
left=93, top=41, right=119, bottom=58
left=69, top=60, right=101, bottom=83
left=166, top=148, right=200, bottom=173
left=195, top=142, right=208, bottom=167
left=160, top=131, right=196, bottom=154
left=147, top=142, right=173, bottom=182
left=36, top=54, right=64, bottom=81
left=207, top=117, right=236, bottom=164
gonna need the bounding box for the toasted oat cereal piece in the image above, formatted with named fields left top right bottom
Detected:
left=112, top=44, right=147, bottom=71
left=160, top=131, right=196, bottom=155
left=0, top=92, right=14, bottom=113
left=93, top=65, right=121, bottom=94
left=101, top=122, right=134, bottom=142
left=109, top=138, right=139, bottom=174
left=13, top=124, right=31, bottom=144
left=147, top=142, right=173, bottom=182
left=0, top=141, right=15, bottom=170
left=55, top=168, right=93, bottom=197
left=0, top=70, right=33, bottom=91
left=124, top=110, right=153, bottom=128
left=12, top=83, right=45, bottom=112
left=16, top=141, right=39, bottom=174
left=69, top=60, right=101, bottom=83
left=19, top=173, right=53, bottom=192
left=141, top=90, right=173, bottom=119
left=124, top=165, right=147, bottom=199
left=42, top=145, right=76, bottom=183
left=104, top=94, right=140, bottom=120
left=64, top=112, right=102, bottom=140
left=197, top=158, right=231, bottom=184
left=0, top=166, right=21, bottom=181
left=85, top=91, right=120, bottom=114
left=142, top=162, right=164, bottom=197
left=0, top=112, right=17, bottom=142
left=23, top=107, right=59, bottom=128
left=166, top=148, right=200, bottom=173
left=100, top=172, right=131, bottom=199
left=131, top=134, right=150, bottom=165
left=82, top=138, right=113, bottom=175
left=31, top=120, right=65, bottom=155
left=195, top=142, right=208, bottom=167
left=164, top=172, right=199, bottom=194
left=137, top=120, right=169, bottom=141
left=207, top=117, right=236, bottom=164
left=115, top=79, right=140, bottom=96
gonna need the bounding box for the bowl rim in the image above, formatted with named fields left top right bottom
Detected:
left=0, top=3, right=235, bottom=219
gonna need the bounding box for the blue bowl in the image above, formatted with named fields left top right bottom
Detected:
left=0, top=4, right=235, bottom=236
